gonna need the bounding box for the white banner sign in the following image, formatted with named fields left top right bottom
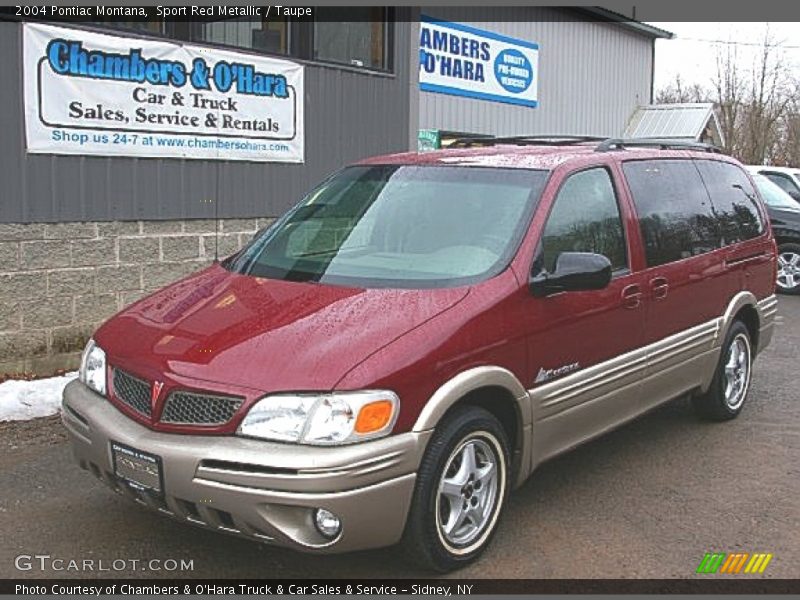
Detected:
left=419, top=17, right=539, bottom=108
left=23, top=23, right=304, bottom=162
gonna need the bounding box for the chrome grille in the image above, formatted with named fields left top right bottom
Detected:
left=160, top=391, right=242, bottom=426
left=112, top=368, right=151, bottom=417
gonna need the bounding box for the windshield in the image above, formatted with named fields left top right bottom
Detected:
left=753, top=174, right=800, bottom=211
left=227, top=165, right=548, bottom=288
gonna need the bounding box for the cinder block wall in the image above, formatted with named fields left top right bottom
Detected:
left=0, top=218, right=273, bottom=375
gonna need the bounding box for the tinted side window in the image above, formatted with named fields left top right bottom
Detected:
left=623, top=160, right=718, bottom=267
left=540, top=168, right=627, bottom=273
left=695, top=160, right=764, bottom=244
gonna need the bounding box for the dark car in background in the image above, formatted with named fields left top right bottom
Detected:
left=751, top=173, right=800, bottom=294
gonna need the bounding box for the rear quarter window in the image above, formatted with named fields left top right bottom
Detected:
left=695, top=160, right=764, bottom=244
left=622, top=159, right=719, bottom=267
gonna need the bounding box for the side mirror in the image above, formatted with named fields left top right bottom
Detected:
left=530, top=252, right=612, bottom=297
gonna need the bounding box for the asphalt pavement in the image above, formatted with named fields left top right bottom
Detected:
left=1, top=296, right=798, bottom=580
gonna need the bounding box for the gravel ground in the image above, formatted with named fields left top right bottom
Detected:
left=0, top=415, right=66, bottom=468
left=1, top=297, right=798, bottom=581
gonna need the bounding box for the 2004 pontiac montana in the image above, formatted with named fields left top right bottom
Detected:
left=63, top=137, right=778, bottom=571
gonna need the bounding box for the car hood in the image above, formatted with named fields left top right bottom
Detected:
left=95, top=264, right=469, bottom=393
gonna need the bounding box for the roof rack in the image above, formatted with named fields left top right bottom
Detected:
left=444, top=135, right=725, bottom=153
left=595, top=138, right=723, bottom=153
left=449, top=135, right=607, bottom=148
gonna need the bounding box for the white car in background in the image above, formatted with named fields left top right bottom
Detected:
left=746, top=165, right=800, bottom=205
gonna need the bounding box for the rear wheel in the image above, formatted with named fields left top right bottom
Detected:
left=776, top=243, right=800, bottom=295
left=692, top=320, right=753, bottom=421
left=401, top=406, right=509, bottom=572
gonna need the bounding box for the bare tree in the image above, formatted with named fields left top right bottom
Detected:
left=711, top=40, right=742, bottom=158
left=773, top=88, right=800, bottom=166
left=655, top=74, right=709, bottom=104
left=655, top=26, right=794, bottom=166
left=737, top=27, right=791, bottom=164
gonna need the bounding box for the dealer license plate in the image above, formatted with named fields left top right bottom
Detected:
left=110, top=442, right=163, bottom=495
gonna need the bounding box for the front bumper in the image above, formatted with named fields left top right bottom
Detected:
left=62, top=380, right=431, bottom=553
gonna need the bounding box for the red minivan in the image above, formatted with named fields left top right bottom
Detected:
left=62, top=137, right=778, bottom=571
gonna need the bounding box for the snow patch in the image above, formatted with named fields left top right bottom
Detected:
left=0, top=372, right=78, bottom=421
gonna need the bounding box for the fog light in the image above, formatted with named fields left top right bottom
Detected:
left=313, top=508, right=342, bottom=539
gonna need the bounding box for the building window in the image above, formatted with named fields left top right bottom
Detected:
left=91, top=19, right=166, bottom=36
left=312, top=8, right=389, bottom=69
left=87, top=12, right=392, bottom=72
left=191, top=18, right=289, bottom=55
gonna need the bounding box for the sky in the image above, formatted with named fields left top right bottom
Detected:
left=648, top=22, right=800, bottom=94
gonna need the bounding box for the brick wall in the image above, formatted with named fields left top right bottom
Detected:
left=0, top=218, right=274, bottom=375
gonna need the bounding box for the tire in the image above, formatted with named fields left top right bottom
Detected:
left=692, top=320, right=753, bottom=421
left=401, top=405, right=510, bottom=572
left=776, top=243, right=800, bottom=295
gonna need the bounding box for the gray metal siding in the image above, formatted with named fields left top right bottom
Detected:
left=0, top=17, right=413, bottom=223
left=419, top=7, right=654, bottom=138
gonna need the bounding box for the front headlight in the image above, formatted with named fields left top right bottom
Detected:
left=79, top=339, right=107, bottom=396
left=237, top=391, right=399, bottom=445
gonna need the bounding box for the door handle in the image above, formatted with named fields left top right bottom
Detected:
left=621, top=284, right=642, bottom=309
left=650, top=276, right=669, bottom=300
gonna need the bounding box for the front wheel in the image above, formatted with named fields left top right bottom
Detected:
left=401, top=406, right=510, bottom=572
left=776, top=243, right=800, bottom=295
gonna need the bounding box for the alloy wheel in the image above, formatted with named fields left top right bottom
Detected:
left=777, top=251, right=800, bottom=291
left=723, top=333, right=751, bottom=411
left=436, top=436, right=501, bottom=550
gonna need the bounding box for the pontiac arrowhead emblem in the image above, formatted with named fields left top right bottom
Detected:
left=151, top=380, right=165, bottom=411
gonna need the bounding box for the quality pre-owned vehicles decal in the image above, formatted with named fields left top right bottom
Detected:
left=418, top=16, right=539, bottom=107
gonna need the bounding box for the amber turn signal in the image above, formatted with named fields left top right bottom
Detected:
left=355, top=400, right=395, bottom=434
